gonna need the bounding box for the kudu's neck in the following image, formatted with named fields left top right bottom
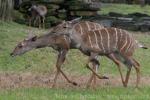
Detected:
left=33, top=34, right=54, bottom=48
left=69, top=26, right=83, bottom=48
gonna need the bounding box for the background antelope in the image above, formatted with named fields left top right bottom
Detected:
left=51, top=20, right=148, bottom=88
left=28, top=4, right=47, bottom=28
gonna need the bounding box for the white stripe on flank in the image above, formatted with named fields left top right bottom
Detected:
left=114, top=28, right=118, bottom=48
left=98, top=30, right=105, bottom=53
left=126, top=34, right=132, bottom=53
left=63, top=35, right=67, bottom=43
left=105, top=28, right=110, bottom=52
left=86, top=22, right=90, bottom=31
left=120, top=29, right=123, bottom=43
left=127, top=33, right=134, bottom=52
left=93, top=31, right=100, bottom=49
left=88, top=34, right=93, bottom=48
left=120, top=31, right=128, bottom=51
left=79, top=24, right=83, bottom=35
left=93, top=23, right=96, bottom=30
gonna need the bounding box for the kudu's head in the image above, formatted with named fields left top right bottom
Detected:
left=10, top=35, right=38, bottom=57
left=28, top=4, right=37, bottom=12
left=51, top=17, right=82, bottom=35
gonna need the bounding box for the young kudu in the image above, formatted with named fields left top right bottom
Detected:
left=50, top=20, right=148, bottom=88
left=28, top=5, right=47, bottom=28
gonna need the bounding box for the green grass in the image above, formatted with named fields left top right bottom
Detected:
left=0, top=87, right=150, bottom=100
left=0, top=21, right=150, bottom=99
left=99, top=4, right=150, bottom=15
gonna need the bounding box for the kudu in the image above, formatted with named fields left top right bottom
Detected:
left=50, top=20, right=148, bottom=88
left=10, top=21, right=108, bottom=88
left=11, top=19, right=107, bottom=87
left=28, top=4, right=47, bottom=28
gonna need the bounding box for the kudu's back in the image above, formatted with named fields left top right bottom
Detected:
left=73, top=21, right=104, bottom=36
left=82, top=27, right=137, bottom=56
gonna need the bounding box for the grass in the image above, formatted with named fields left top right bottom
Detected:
left=0, top=87, right=150, bottom=100
left=0, top=20, right=150, bottom=99
left=99, top=4, right=150, bottom=15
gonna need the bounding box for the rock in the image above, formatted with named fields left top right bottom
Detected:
left=112, top=20, right=138, bottom=31
left=47, top=9, right=57, bottom=16
left=70, top=11, right=97, bottom=16
left=36, top=0, right=64, bottom=4
left=45, top=16, right=62, bottom=26
left=57, top=13, right=67, bottom=19
left=46, top=4, right=60, bottom=9
left=135, top=20, right=150, bottom=32
left=96, top=20, right=113, bottom=27
left=127, top=12, right=149, bottom=18
left=109, top=12, right=124, bottom=17
left=69, top=4, right=100, bottom=11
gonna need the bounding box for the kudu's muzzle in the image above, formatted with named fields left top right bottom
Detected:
left=10, top=53, right=15, bottom=57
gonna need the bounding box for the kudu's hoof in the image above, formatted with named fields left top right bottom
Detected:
left=102, top=76, right=109, bottom=79
left=123, top=84, right=127, bottom=88
left=72, top=82, right=78, bottom=86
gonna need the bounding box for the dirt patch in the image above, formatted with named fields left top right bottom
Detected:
left=0, top=72, right=149, bottom=89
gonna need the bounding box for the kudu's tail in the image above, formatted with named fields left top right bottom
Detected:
left=138, top=43, right=148, bottom=49
left=135, top=40, right=148, bottom=49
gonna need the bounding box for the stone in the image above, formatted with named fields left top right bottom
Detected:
left=46, top=4, right=60, bottom=9
left=37, top=0, right=64, bottom=4
left=70, top=11, right=97, bottom=16
left=69, top=4, right=100, bottom=11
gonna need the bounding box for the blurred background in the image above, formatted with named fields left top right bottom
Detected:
left=1, top=0, right=150, bottom=31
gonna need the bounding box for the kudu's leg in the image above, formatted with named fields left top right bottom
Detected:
left=124, top=67, right=132, bottom=87
left=93, top=63, right=98, bottom=88
left=29, top=18, right=32, bottom=27
left=86, top=63, right=107, bottom=80
left=124, top=57, right=140, bottom=88
left=42, top=16, right=45, bottom=28
left=133, top=58, right=140, bottom=88
left=33, top=16, right=38, bottom=27
left=38, top=16, right=41, bottom=28
left=86, top=57, right=100, bottom=88
left=86, top=53, right=108, bottom=81
left=86, top=70, right=94, bottom=88
left=107, top=53, right=125, bottom=87
left=52, top=50, right=77, bottom=87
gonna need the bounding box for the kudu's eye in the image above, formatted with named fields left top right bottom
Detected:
left=18, top=45, right=23, bottom=48
left=63, top=26, right=67, bottom=28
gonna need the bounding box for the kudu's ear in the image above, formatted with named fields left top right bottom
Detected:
left=69, top=17, right=82, bottom=24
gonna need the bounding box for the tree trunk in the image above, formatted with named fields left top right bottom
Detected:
left=0, top=0, right=14, bottom=21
